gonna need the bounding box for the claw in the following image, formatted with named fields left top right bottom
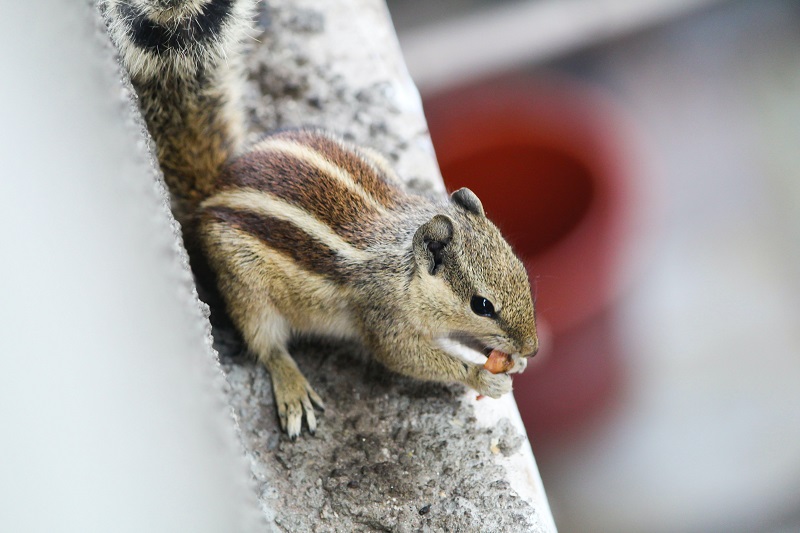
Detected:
left=277, top=403, right=288, bottom=432
left=307, top=386, right=325, bottom=411
left=302, top=394, right=317, bottom=435
left=266, top=350, right=324, bottom=438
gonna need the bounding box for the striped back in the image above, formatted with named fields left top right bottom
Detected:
left=199, top=130, right=421, bottom=282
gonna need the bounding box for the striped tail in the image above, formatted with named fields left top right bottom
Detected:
left=101, top=0, right=254, bottom=224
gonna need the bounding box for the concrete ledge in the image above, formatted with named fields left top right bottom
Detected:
left=222, top=342, right=553, bottom=531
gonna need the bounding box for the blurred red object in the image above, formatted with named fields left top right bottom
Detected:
left=424, top=76, right=638, bottom=437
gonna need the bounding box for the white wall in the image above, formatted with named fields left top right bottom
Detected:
left=0, top=3, right=262, bottom=531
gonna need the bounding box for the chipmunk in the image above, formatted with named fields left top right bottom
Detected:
left=101, top=0, right=538, bottom=438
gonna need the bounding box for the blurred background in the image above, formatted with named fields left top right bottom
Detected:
left=385, top=0, right=800, bottom=531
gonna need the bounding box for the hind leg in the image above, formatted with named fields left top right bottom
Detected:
left=201, top=221, right=325, bottom=438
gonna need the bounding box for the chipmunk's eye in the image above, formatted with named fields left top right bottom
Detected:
left=470, top=296, right=495, bottom=318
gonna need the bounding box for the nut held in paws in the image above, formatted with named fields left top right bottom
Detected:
left=484, top=350, right=514, bottom=374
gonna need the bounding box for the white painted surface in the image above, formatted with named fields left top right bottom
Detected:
left=0, top=3, right=262, bottom=532
left=472, top=393, right=558, bottom=533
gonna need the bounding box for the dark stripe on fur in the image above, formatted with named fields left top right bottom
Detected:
left=217, top=150, right=383, bottom=246
left=203, top=206, right=353, bottom=283
left=275, top=131, right=404, bottom=208
left=118, top=0, right=234, bottom=55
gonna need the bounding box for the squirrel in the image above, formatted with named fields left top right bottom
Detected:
left=101, top=0, right=539, bottom=438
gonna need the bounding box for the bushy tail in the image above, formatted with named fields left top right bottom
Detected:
left=101, top=0, right=254, bottom=224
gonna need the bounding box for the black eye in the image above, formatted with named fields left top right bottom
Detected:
left=470, top=296, right=495, bottom=318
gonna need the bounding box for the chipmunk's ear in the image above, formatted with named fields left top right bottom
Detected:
left=450, top=188, right=485, bottom=217
left=413, top=214, right=454, bottom=275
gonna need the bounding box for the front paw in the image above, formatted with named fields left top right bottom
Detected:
left=507, top=353, right=528, bottom=374
left=470, top=368, right=512, bottom=399
left=270, top=369, right=325, bottom=439
left=262, top=348, right=325, bottom=439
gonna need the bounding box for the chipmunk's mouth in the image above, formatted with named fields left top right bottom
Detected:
left=436, top=334, right=494, bottom=366
left=437, top=334, right=523, bottom=375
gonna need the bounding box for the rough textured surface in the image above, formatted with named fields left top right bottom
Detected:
left=109, top=0, right=553, bottom=530
left=216, top=335, right=542, bottom=532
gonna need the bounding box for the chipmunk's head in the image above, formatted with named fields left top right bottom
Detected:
left=411, top=188, right=538, bottom=372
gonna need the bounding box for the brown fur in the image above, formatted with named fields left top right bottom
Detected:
left=103, top=0, right=538, bottom=439
left=216, top=148, right=384, bottom=245
left=202, top=205, right=355, bottom=283
left=196, top=130, right=538, bottom=439
left=137, top=78, right=242, bottom=222
left=101, top=0, right=250, bottom=224
left=275, top=130, right=405, bottom=207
